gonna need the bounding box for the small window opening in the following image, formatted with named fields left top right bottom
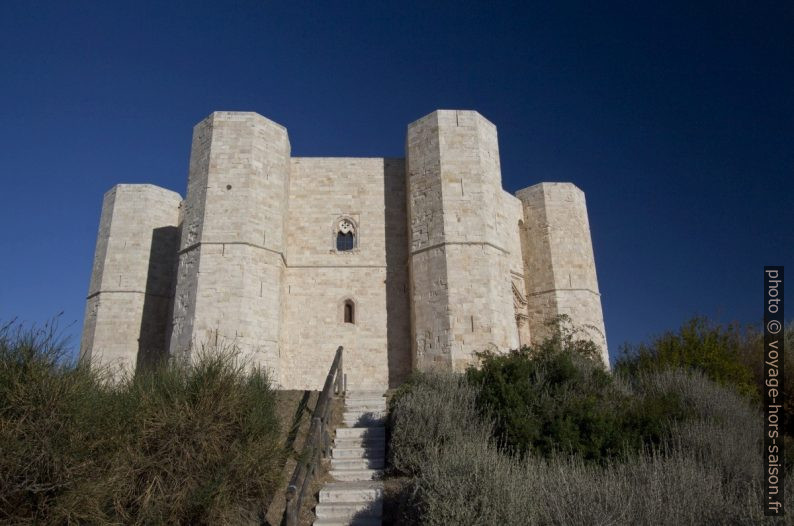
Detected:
left=344, top=301, right=355, bottom=324
left=336, top=218, right=356, bottom=251
left=337, top=231, right=355, bottom=251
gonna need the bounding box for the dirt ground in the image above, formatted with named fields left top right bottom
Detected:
left=263, top=389, right=343, bottom=526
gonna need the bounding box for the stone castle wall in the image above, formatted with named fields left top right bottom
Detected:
left=517, top=183, right=608, bottom=363
left=169, top=112, right=290, bottom=380
left=406, top=111, right=520, bottom=371
left=80, top=109, right=609, bottom=388
left=80, top=184, right=181, bottom=375
left=281, top=157, right=411, bottom=390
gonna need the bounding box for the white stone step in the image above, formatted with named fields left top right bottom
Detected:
left=315, top=499, right=382, bottom=520
left=335, top=426, right=385, bottom=439
left=344, top=409, right=387, bottom=417
left=343, top=413, right=386, bottom=420
left=332, top=446, right=383, bottom=459
left=343, top=419, right=384, bottom=428
left=344, top=398, right=385, bottom=406
left=319, top=481, right=383, bottom=503
left=343, top=405, right=388, bottom=414
left=331, top=457, right=385, bottom=470
left=345, top=399, right=387, bottom=408
left=344, top=399, right=384, bottom=404
left=342, top=416, right=386, bottom=426
left=313, top=517, right=381, bottom=526
left=334, top=437, right=386, bottom=450
left=345, top=390, right=385, bottom=399
left=330, top=468, right=383, bottom=481
left=315, top=392, right=387, bottom=525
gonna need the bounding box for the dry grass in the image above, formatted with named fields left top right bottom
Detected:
left=262, top=387, right=344, bottom=526
left=388, top=371, right=492, bottom=477
left=0, top=320, right=285, bottom=525
left=387, top=367, right=794, bottom=525
left=262, top=389, right=318, bottom=526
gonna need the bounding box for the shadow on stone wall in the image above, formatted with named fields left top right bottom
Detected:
left=384, top=158, right=412, bottom=388
left=136, top=225, right=180, bottom=374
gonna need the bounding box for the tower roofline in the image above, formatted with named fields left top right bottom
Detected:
left=194, top=111, right=288, bottom=132
left=515, top=181, right=585, bottom=198
left=407, top=109, right=495, bottom=129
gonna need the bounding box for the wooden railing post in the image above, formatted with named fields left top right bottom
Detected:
left=282, top=346, right=344, bottom=526
left=336, top=350, right=344, bottom=395
left=284, top=485, right=297, bottom=526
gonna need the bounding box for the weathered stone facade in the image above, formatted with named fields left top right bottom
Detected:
left=80, top=110, right=608, bottom=389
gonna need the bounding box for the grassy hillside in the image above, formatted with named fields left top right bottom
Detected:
left=386, top=317, right=794, bottom=525
left=0, top=320, right=289, bottom=525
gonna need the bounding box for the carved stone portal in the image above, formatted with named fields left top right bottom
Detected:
left=512, top=277, right=531, bottom=348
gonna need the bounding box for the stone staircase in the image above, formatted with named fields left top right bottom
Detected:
left=313, top=390, right=386, bottom=526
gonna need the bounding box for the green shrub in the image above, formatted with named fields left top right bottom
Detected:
left=0, top=320, right=284, bottom=525
left=388, top=317, right=792, bottom=524
left=409, top=434, right=535, bottom=526
left=617, top=316, right=758, bottom=400
left=467, top=345, right=625, bottom=460
left=388, top=371, right=490, bottom=476
left=411, top=441, right=780, bottom=526
left=738, top=323, right=794, bottom=437
left=519, top=370, right=783, bottom=525
left=631, top=368, right=764, bottom=486
left=394, top=366, right=791, bottom=525
left=516, top=444, right=784, bottom=526
left=386, top=313, right=786, bottom=524
left=522, top=314, right=604, bottom=363
left=466, top=318, right=692, bottom=462
left=627, top=319, right=794, bottom=470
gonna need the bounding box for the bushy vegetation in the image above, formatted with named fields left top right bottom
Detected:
left=619, top=317, right=794, bottom=467
left=467, top=317, right=691, bottom=461
left=388, top=371, right=492, bottom=477
left=387, top=316, right=793, bottom=525
left=737, top=322, right=794, bottom=439
left=0, top=320, right=284, bottom=525
left=617, top=316, right=759, bottom=399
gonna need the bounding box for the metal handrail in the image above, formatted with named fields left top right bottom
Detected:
left=283, top=346, right=344, bottom=526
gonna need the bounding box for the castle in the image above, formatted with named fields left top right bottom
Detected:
left=80, top=110, right=608, bottom=390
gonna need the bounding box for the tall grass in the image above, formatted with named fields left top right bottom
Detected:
left=388, top=366, right=793, bottom=525
left=388, top=371, right=492, bottom=477
left=0, top=320, right=283, bottom=525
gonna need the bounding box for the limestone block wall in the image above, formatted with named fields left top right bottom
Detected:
left=169, top=112, right=290, bottom=378
left=281, top=158, right=410, bottom=390
left=516, top=182, right=608, bottom=364
left=80, top=184, right=181, bottom=375
left=79, top=108, right=609, bottom=387
left=407, top=110, right=518, bottom=372
left=405, top=112, right=450, bottom=370
left=499, top=191, right=532, bottom=346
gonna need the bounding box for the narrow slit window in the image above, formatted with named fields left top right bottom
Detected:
left=344, top=301, right=355, bottom=324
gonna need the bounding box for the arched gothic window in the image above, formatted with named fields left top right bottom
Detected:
left=337, top=231, right=354, bottom=251
left=343, top=300, right=355, bottom=324
left=336, top=218, right=356, bottom=251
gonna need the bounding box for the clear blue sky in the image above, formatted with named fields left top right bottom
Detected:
left=1, top=1, right=791, bottom=364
